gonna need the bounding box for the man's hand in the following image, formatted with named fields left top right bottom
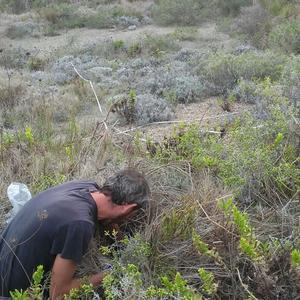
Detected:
left=50, top=255, right=107, bottom=300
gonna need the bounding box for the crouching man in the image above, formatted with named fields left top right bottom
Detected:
left=0, top=169, right=150, bottom=299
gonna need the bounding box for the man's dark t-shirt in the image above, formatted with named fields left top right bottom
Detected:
left=0, top=180, right=99, bottom=297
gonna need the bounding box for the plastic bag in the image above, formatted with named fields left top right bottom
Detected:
left=6, top=182, right=32, bottom=223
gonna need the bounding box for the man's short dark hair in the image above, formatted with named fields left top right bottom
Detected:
left=101, top=169, right=150, bottom=208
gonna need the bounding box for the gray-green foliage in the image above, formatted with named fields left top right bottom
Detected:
left=268, top=20, right=300, bottom=54
left=198, top=50, right=287, bottom=95
left=219, top=80, right=299, bottom=202
left=39, top=3, right=84, bottom=30
left=280, top=55, right=300, bottom=109
left=140, top=61, right=204, bottom=104
left=5, top=22, right=41, bottom=39
left=217, top=0, right=252, bottom=16
left=101, top=234, right=201, bottom=300
left=233, top=4, right=271, bottom=48
left=231, top=79, right=261, bottom=104
left=135, top=94, right=175, bottom=125
left=151, top=0, right=205, bottom=26
left=0, top=47, right=29, bottom=69
left=39, top=4, right=141, bottom=31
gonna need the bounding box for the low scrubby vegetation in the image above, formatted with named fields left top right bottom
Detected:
left=0, top=0, right=300, bottom=299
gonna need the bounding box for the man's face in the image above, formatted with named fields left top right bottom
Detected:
left=105, top=204, right=139, bottom=225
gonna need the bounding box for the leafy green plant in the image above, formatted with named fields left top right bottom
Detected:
left=198, top=268, right=218, bottom=295
left=160, top=203, right=196, bottom=241
left=27, top=56, right=46, bottom=71
left=10, top=265, right=44, bottom=300
left=171, top=27, right=198, bottom=41
left=24, top=126, right=34, bottom=146
left=112, top=39, right=125, bottom=50
left=64, top=284, right=95, bottom=300
left=146, top=273, right=202, bottom=299
left=218, top=79, right=299, bottom=201
left=291, top=249, right=300, bottom=267
left=239, top=237, right=259, bottom=260
left=218, top=198, right=262, bottom=260
left=153, top=123, right=221, bottom=169
left=218, top=93, right=236, bottom=112
left=31, top=173, right=66, bottom=194
left=192, top=230, right=221, bottom=262
left=143, top=34, right=179, bottom=56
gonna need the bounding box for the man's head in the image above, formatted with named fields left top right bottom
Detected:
left=101, top=169, right=150, bottom=209
left=93, top=169, right=150, bottom=223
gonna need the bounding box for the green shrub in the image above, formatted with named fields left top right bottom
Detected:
left=233, top=4, right=271, bottom=48
left=85, top=5, right=141, bottom=29
left=198, top=268, right=218, bottom=295
left=143, top=34, right=179, bottom=56
left=0, top=0, right=28, bottom=14
left=268, top=20, right=300, bottom=54
left=39, top=4, right=84, bottom=29
left=127, top=41, right=142, bottom=57
left=83, top=7, right=118, bottom=29
left=200, top=52, right=236, bottom=95
left=153, top=123, right=221, bottom=169
left=233, top=51, right=286, bottom=81
left=259, top=0, right=299, bottom=17
left=171, top=27, right=198, bottom=41
left=151, top=0, right=205, bottom=26
left=27, top=56, right=46, bottom=71
left=10, top=265, right=44, bottom=299
left=218, top=81, right=299, bottom=202
left=160, top=202, right=196, bottom=241
left=31, top=173, right=66, bottom=194
left=280, top=55, right=300, bottom=108
left=199, top=51, right=287, bottom=95
left=40, top=4, right=140, bottom=30
left=217, top=0, right=252, bottom=16
left=150, top=80, right=299, bottom=203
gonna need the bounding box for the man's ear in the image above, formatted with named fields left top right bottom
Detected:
left=118, top=203, right=138, bottom=218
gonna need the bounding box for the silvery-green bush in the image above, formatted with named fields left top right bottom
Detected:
left=139, top=63, right=204, bottom=104
left=51, top=55, right=101, bottom=84
left=135, top=94, right=175, bottom=125
left=5, top=22, right=41, bottom=39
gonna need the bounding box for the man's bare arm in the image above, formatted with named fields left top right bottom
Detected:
left=50, top=255, right=106, bottom=300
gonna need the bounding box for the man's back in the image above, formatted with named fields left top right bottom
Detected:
left=0, top=180, right=98, bottom=297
